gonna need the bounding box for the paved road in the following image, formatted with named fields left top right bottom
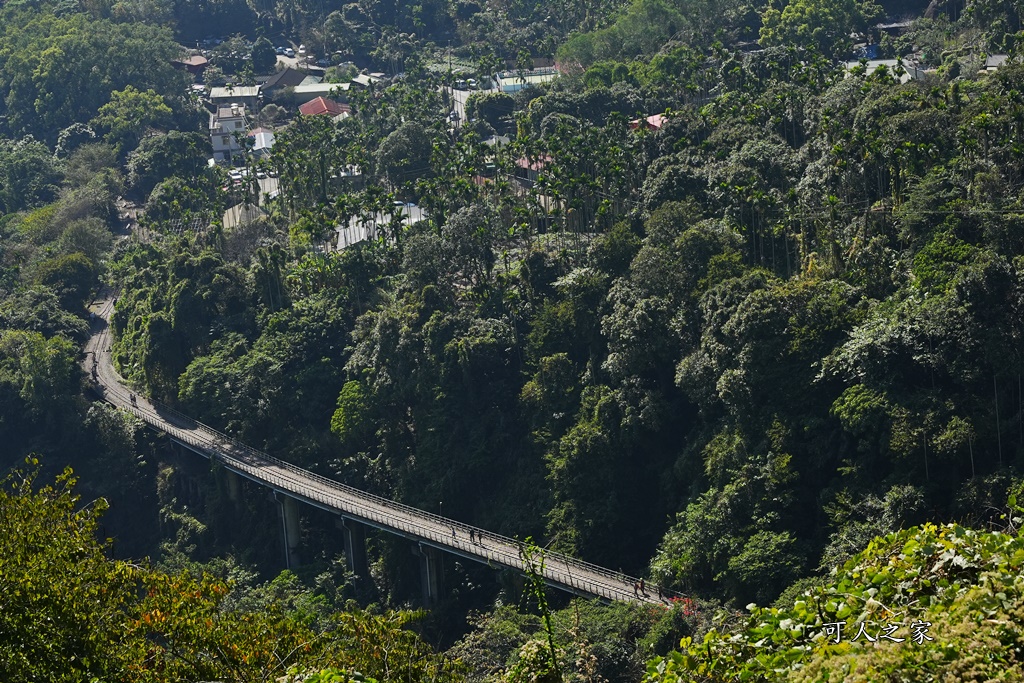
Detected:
left=451, top=87, right=472, bottom=126
left=84, top=292, right=677, bottom=606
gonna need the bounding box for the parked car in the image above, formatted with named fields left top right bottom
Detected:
left=285, top=48, right=295, bottom=57
left=467, top=78, right=478, bottom=89
left=275, top=46, right=284, bottom=55
left=455, top=79, right=467, bottom=89
left=298, top=44, right=306, bottom=56
left=316, top=58, right=329, bottom=67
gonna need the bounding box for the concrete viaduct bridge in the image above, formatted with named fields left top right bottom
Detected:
left=84, top=294, right=673, bottom=608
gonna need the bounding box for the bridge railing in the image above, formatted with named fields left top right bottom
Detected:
left=95, top=363, right=682, bottom=604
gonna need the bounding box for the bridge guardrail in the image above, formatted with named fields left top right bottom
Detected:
left=101, top=383, right=638, bottom=601
left=115, top=393, right=661, bottom=602
left=92, top=320, right=682, bottom=604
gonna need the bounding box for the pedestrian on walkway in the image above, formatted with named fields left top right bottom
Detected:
left=451, top=526, right=456, bottom=539
left=639, top=578, right=645, bottom=595
left=633, top=582, right=639, bottom=597
left=469, top=529, right=476, bottom=542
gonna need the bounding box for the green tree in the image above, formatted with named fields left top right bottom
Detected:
left=0, top=137, right=63, bottom=214
left=0, top=465, right=143, bottom=682
left=0, top=14, right=184, bottom=144
left=645, top=518, right=1024, bottom=682
left=0, top=465, right=461, bottom=682
left=91, top=86, right=174, bottom=156
left=144, top=176, right=222, bottom=225
left=760, top=0, right=883, bottom=58
left=375, top=121, right=434, bottom=183
left=0, top=331, right=79, bottom=431
left=32, top=253, right=97, bottom=311
left=0, top=289, right=90, bottom=341
left=127, top=130, right=211, bottom=197
left=252, top=36, right=277, bottom=73
left=466, top=91, right=516, bottom=130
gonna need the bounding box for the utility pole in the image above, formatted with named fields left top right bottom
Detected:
left=447, top=40, right=453, bottom=112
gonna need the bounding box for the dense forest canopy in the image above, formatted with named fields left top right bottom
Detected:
left=4, top=0, right=1024, bottom=678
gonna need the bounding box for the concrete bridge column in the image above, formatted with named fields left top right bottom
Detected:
left=225, top=469, right=242, bottom=503
left=339, top=517, right=369, bottom=576
left=412, top=543, right=443, bottom=606
left=275, top=492, right=302, bottom=569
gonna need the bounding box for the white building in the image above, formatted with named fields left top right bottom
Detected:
left=843, top=59, right=929, bottom=84
left=249, top=128, right=275, bottom=158
left=210, top=104, right=247, bottom=162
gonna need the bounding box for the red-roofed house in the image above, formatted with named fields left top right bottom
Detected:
left=514, top=154, right=552, bottom=184
left=629, top=114, right=667, bottom=131
left=298, top=97, right=350, bottom=117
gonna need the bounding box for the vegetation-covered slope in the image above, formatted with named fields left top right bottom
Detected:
left=646, top=511, right=1024, bottom=681
left=4, top=0, right=1024, bottom=678
left=0, top=465, right=456, bottom=682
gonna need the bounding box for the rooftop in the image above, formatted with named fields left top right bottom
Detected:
left=336, top=204, right=424, bottom=250
left=251, top=131, right=275, bottom=151
left=629, top=113, right=667, bottom=130
left=173, top=55, right=209, bottom=68
left=298, top=97, right=350, bottom=117
left=515, top=154, right=553, bottom=172
left=223, top=202, right=267, bottom=230
left=293, top=82, right=350, bottom=94
left=215, top=104, right=247, bottom=119
left=986, top=54, right=1010, bottom=69
left=483, top=135, right=510, bottom=147
left=210, top=86, right=260, bottom=100
left=351, top=73, right=383, bottom=87
left=263, top=67, right=307, bottom=90
left=843, top=58, right=927, bottom=84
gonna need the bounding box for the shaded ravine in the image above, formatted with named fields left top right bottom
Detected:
left=84, top=291, right=679, bottom=606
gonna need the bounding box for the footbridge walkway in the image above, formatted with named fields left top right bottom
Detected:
left=84, top=294, right=674, bottom=607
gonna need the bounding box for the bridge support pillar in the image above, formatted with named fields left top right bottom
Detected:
left=275, top=493, right=301, bottom=569
left=339, top=517, right=368, bottom=576
left=412, top=543, right=443, bottom=606
left=225, top=469, right=241, bottom=503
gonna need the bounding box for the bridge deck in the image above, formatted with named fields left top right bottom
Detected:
left=84, top=293, right=675, bottom=607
